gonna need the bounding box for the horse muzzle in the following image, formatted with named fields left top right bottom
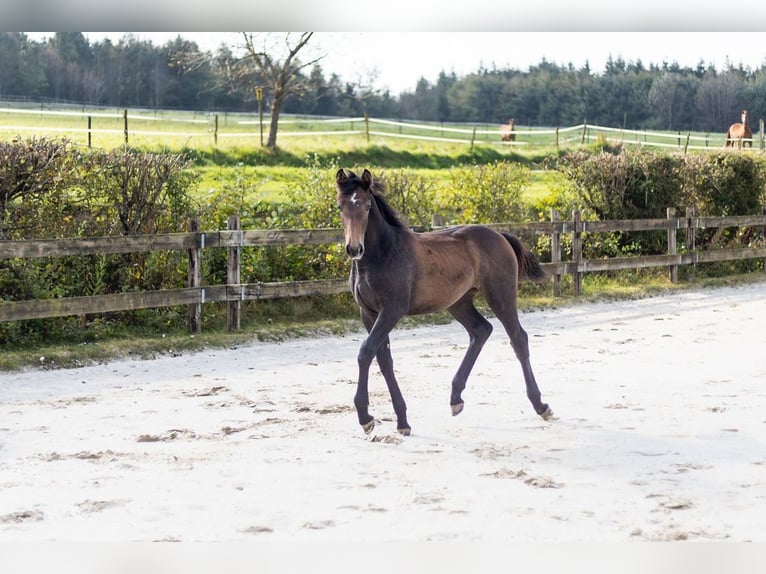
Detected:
left=345, top=242, right=365, bottom=260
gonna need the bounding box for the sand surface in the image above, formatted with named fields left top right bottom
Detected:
left=1, top=281, right=765, bottom=542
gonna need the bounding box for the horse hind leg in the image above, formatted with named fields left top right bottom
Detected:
left=483, top=285, right=553, bottom=421
left=447, top=295, right=494, bottom=416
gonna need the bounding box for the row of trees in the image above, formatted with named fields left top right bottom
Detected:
left=2, top=32, right=765, bottom=134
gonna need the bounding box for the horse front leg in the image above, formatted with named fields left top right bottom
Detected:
left=355, top=307, right=407, bottom=435
left=354, top=343, right=376, bottom=433
left=375, top=335, right=410, bottom=434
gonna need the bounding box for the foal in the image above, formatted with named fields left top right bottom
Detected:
left=337, top=168, right=552, bottom=436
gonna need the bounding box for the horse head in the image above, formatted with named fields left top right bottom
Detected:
left=336, top=168, right=374, bottom=260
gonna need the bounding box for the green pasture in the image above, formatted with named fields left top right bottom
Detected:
left=1, top=103, right=756, bottom=221
left=0, top=104, right=566, bottom=231
left=194, top=164, right=559, bottom=215
left=0, top=104, right=744, bottom=158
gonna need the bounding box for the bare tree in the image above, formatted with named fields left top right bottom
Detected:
left=648, top=72, right=684, bottom=130
left=237, top=32, right=322, bottom=149
left=695, top=72, right=744, bottom=132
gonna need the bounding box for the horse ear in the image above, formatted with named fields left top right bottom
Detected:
left=362, top=169, right=373, bottom=188
left=336, top=169, right=347, bottom=184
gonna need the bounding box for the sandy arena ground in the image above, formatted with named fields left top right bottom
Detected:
left=1, top=280, right=765, bottom=542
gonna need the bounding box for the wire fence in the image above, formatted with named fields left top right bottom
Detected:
left=1, top=103, right=764, bottom=151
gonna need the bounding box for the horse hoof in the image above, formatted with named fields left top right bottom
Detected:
left=398, top=427, right=411, bottom=436
left=362, top=419, right=375, bottom=434
left=451, top=402, right=464, bottom=416
left=539, top=406, right=554, bottom=421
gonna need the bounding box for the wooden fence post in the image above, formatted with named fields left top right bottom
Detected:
left=227, top=215, right=241, bottom=331
left=760, top=119, right=765, bottom=150
left=550, top=208, right=562, bottom=297
left=555, top=127, right=560, bottom=151
left=123, top=109, right=128, bottom=144
left=581, top=123, right=588, bottom=145
left=686, top=206, right=697, bottom=280
left=572, top=210, right=583, bottom=296
left=364, top=112, right=370, bottom=144
left=214, top=114, right=219, bottom=145
left=87, top=115, right=92, bottom=148
left=187, top=218, right=202, bottom=334
left=470, top=127, right=477, bottom=153
left=667, top=207, right=678, bottom=283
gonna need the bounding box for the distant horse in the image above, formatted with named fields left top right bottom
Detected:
left=336, top=168, right=553, bottom=436
left=725, top=110, right=752, bottom=148
left=500, top=117, right=516, bottom=142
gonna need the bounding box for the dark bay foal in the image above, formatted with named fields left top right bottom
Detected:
left=337, top=168, right=553, bottom=435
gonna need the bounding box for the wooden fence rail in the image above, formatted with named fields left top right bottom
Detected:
left=2, top=211, right=765, bottom=332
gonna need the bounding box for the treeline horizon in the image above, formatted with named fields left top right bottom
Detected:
left=2, top=32, right=765, bottom=133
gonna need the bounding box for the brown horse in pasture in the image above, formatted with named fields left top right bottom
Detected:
left=500, top=117, right=516, bottom=142
left=336, top=168, right=553, bottom=436
left=725, top=110, right=752, bottom=148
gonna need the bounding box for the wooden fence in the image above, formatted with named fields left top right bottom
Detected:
left=1, top=211, right=765, bottom=333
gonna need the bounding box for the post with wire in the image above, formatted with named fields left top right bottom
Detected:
left=256, top=87, right=264, bottom=147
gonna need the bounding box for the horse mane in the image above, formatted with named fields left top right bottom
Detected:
left=369, top=180, right=406, bottom=228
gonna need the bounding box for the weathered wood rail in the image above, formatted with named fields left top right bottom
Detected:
left=2, top=211, right=765, bottom=332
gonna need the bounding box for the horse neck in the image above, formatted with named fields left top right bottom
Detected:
left=363, top=201, right=404, bottom=260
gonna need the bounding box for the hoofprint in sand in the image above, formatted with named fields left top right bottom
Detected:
left=1, top=281, right=765, bottom=542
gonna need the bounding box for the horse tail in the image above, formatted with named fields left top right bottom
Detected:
left=502, top=233, right=547, bottom=282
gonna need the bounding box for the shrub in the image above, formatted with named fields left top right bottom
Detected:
left=375, top=169, right=437, bottom=229
left=556, top=148, right=766, bottom=256
left=679, top=153, right=766, bottom=216
left=1, top=143, right=200, bottom=347
left=0, top=136, right=81, bottom=240
left=442, top=161, right=530, bottom=224
left=80, top=146, right=199, bottom=236
left=557, top=148, right=682, bottom=221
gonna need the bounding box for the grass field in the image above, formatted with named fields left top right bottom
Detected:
left=4, top=103, right=758, bottom=213
left=0, top=103, right=572, bottom=207
left=2, top=103, right=749, bottom=156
